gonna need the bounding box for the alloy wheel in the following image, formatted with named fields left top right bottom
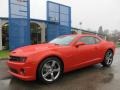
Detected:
left=41, top=60, right=61, bottom=82
left=105, top=51, right=113, bottom=65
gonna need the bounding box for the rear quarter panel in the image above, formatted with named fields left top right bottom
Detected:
left=101, top=40, right=115, bottom=59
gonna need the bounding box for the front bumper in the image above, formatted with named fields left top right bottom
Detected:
left=7, top=61, right=36, bottom=81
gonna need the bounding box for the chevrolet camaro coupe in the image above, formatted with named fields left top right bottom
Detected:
left=7, top=34, right=115, bottom=84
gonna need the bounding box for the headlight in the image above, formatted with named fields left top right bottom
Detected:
left=9, top=56, right=27, bottom=62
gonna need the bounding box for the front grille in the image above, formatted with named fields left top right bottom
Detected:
left=10, top=68, right=18, bottom=74
left=9, top=56, right=21, bottom=62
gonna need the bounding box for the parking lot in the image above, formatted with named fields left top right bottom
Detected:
left=0, top=48, right=120, bottom=90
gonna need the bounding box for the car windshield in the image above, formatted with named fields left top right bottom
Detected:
left=49, top=35, right=76, bottom=45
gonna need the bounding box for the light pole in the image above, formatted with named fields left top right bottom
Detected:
left=79, top=22, right=82, bottom=34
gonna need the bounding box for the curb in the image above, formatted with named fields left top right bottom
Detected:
left=0, top=58, right=8, bottom=61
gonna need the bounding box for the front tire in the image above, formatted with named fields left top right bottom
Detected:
left=101, top=50, right=113, bottom=67
left=37, top=57, right=63, bottom=84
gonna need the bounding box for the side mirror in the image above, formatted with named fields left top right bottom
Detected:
left=75, top=42, right=86, bottom=47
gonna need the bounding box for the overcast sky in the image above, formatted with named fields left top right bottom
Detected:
left=0, top=0, right=120, bottom=31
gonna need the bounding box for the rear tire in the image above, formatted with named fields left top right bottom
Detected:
left=101, top=50, right=113, bottom=67
left=37, top=57, right=63, bottom=84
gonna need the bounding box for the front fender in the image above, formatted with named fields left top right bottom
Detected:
left=38, top=51, right=64, bottom=62
left=26, top=50, right=65, bottom=79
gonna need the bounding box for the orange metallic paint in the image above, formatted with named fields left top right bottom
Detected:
left=7, top=34, right=115, bottom=81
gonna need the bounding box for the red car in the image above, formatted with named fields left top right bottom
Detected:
left=7, top=34, right=115, bottom=84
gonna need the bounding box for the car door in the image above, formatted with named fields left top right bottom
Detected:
left=93, top=37, right=102, bottom=59
left=75, top=36, right=98, bottom=65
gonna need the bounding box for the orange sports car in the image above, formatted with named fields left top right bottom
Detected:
left=7, top=34, right=115, bottom=84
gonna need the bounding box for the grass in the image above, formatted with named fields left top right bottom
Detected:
left=117, top=44, right=120, bottom=48
left=0, top=50, right=10, bottom=59
left=117, top=43, right=120, bottom=48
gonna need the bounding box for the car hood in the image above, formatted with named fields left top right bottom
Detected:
left=10, top=43, right=59, bottom=56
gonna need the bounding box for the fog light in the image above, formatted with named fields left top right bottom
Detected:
left=20, top=69, right=26, bottom=75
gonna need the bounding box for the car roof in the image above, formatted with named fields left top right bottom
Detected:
left=64, top=34, right=98, bottom=37
left=63, top=34, right=103, bottom=40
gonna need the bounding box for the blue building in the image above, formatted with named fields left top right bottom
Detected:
left=0, top=17, right=48, bottom=50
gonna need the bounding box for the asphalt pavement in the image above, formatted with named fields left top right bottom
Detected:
left=0, top=48, right=120, bottom=90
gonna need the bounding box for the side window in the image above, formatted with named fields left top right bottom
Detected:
left=78, top=36, right=96, bottom=45
left=94, top=38, right=101, bottom=44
